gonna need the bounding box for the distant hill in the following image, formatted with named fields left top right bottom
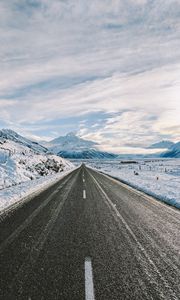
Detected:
left=161, top=142, right=180, bottom=158
left=148, top=140, right=175, bottom=149
left=58, top=149, right=118, bottom=159
left=146, top=140, right=180, bottom=158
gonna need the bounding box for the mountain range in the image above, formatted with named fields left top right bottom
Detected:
left=0, top=129, right=180, bottom=160
left=42, top=132, right=180, bottom=159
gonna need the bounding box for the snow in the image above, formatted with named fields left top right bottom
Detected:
left=0, top=140, right=73, bottom=189
left=0, top=129, right=47, bottom=153
left=77, top=159, right=180, bottom=209
left=0, top=130, right=75, bottom=212
left=0, top=168, right=76, bottom=213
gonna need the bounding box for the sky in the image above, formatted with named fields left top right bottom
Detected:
left=0, top=0, right=180, bottom=154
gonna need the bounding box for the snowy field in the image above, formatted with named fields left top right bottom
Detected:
left=73, top=159, right=180, bottom=209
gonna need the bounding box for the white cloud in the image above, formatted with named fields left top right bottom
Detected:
left=0, top=0, right=180, bottom=150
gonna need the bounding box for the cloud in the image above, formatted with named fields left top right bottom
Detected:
left=0, top=0, right=180, bottom=152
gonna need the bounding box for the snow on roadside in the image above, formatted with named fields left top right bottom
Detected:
left=0, top=130, right=76, bottom=213
left=0, top=167, right=76, bottom=213
left=85, top=159, right=180, bottom=209
left=0, top=140, right=73, bottom=190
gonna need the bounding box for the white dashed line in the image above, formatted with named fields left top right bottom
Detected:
left=85, top=257, right=95, bottom=300
left=83, top=190, right=86, bottom=199
left=89, top=171, right=178, bottom=300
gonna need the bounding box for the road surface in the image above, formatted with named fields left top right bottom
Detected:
left=0, top=165, right=180, bottom=299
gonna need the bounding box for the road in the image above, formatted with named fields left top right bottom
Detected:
left=0, top=165, right=180, bottom=300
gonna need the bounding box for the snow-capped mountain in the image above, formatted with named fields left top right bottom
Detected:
left=148, top=140, right=175, bottom=149
left=42, top=132, right=97, bottom=152
left=0, top=129, right=73, bottom=190
left=43, top=132, right=117, bottom=159
left=146, top=140, right=180, bottom=158
left=0, top=129, right=48, bottom=153
left=161, top=142, right=180, bottom=158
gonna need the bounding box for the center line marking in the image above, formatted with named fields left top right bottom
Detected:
left=85, top=257, right=95, bottom=300
left=83, top=190, right=86, bottom=199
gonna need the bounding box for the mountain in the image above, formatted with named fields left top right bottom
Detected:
left=42, top=132, right=97, bottom=153
left=161, top=142, right=180, bottom=158
left=43, top=132, right=117, bottom=159
left=0, top=129, right=48, bottom=154
left=148, top=140, right=175, bottom=149
left=0, top=129, right=73, bottom=190
left=147, top=140, right=180, bottom=158
left=48, top=132, right=97, bottom=149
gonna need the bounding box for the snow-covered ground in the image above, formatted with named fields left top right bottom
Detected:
left=0, top=129, right=75, bottom=212
left=0, top=140, right=73, bottom=190
left=0, top=168, right=76, bottom=213
left=73, top=159, right=180, bottom=209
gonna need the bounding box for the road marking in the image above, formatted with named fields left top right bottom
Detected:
left=89, top=171, right=179, bottom=300
left=83, top=190, right=86, bottom=199
left=83, top=178, right=85, bottom=183
left=85, top=257, right=95, bottom=300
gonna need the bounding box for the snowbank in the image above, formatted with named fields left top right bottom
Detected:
left=0, top=167, right=76, bottom=213
left=0, top=135, right=75, bottom=212
left=0, top=140, right=73, bottom=190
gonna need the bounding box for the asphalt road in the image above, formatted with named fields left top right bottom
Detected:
left=0, top=165, right=180, bottom=300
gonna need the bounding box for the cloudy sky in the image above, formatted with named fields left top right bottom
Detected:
left=0, top=0, right=180, bottom=153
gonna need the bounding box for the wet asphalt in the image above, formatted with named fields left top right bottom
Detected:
left=0, top=165, right=180, bottom=300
